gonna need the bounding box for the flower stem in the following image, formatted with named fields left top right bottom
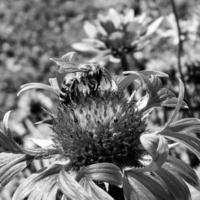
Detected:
left=170, top=0, right=192, bottom=116
left=121, top=53, right=130, bottom=71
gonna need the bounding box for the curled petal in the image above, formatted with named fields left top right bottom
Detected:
left=2, top=110, right=12, bottom=136
left=76, top=163, right=122, bottom=186
left=140, top=134, right=169, bottom=168
left=164, top=78, right=185, bottom=128
left=17, top=83, right=58, bottom=96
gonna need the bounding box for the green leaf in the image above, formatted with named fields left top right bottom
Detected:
left=156, top=168, right=191, bottom=200
left=80, top=178, right=114, bottom=200
left=58, top=170, right=92, bottom=200
left=164, top=156, right=200, bottom=190
left=125, top=171, right=172, bottom=200
left=77, top=163, right=122, bottom=186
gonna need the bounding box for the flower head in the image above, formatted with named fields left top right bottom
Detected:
left=72, top=8, right=163, bottom=65
left=1, top=52, right=200, bottom=200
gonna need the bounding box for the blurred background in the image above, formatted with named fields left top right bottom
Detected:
left=1, top=0, right=200, bottom=199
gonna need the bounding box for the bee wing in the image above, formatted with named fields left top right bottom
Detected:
left=50, top=52, right=81, bottom=73
left=61, top=51, right=78, bottom=63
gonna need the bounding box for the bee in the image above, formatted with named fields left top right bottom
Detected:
left=50, top=52, right=112, bottom=105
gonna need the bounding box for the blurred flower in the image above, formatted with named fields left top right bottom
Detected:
left=72, top=8, right=163, bottom=69
left=1, top=52, right=200, bottom=200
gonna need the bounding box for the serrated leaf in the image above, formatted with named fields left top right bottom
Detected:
left=164, top=156, right=200, bottom=190
left=125, top=171, right=172, bottom=200
left=80, top=178, right=114, bottom=200
left=156, top=168, right=191, bottom=200
left=77, top=163, right=122, bottom=186
left=58, top=170, right=92, bottom=200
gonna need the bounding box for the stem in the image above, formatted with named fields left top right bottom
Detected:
left=121, top=53, right=130, bottom=71
left=170, top=0, right=192, bottom=116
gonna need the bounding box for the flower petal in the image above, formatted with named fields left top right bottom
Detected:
left=77, top=163, right=122, bottom=186
left=168, top=118, right=200, bottom=133
left=72, top=42, right=100, bottom=53
left=146, top=17, right=164, bottom=36
left=58, top=170, right=92, bottom=200
left=124, top=171, right=172, bottom=200
left=17, top=83, right=58, bottom=96
left=12, top=162, right=68, bottom=200
left=140, top=134, right=169, bottom=168
left=164, top=156, right=200, bottom=190
left=83, top=21, right=98, bottom=38
left=161, top=132, right=200, bottom=159
left=156, top=168, right=191, bottom=200
left=80, top=178, right=114, bottom=200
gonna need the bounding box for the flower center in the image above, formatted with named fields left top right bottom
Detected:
left=53, top=91, right=146, bottom=170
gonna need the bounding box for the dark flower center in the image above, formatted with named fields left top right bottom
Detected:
left=53, top=91, right=146, bottom=170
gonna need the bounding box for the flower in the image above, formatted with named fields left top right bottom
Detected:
left=72, top=8, right=163, bottom=70
left=1, top=52, right=200, bottom=200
